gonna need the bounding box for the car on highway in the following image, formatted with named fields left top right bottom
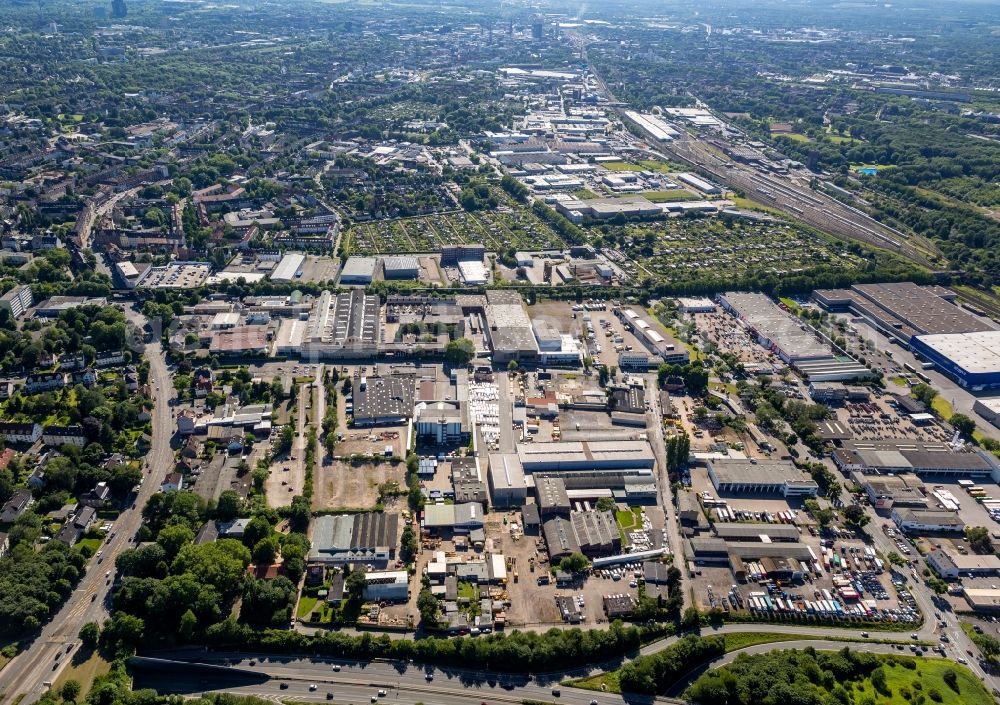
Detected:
left=861, top=632, right=869, bottom=638
left=309, top=684, right=317, bottom=691
left=377, top=690, right=387, bottom=697
left=326, top=694, right=333, bottom=700
left=552, top=688, right=561, bottom=697
left=332, top=664, right=341, bottom=671
left=425, top=673, right=433, bottom=681
left=279, top=683, right=288, bottom=690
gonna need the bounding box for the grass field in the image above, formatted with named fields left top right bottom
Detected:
left=730, top=196, right=787, bottom=218
left=54, top=650, right=112, bottom=699
left=931, top=395, right=954, bottom=420
left=615, top=507, right=643, bottom=532
left=776, top=132, right=813, bottom=143
left=642, top=189, right=698, bottom=202
left=296, top=593, right=319, bottom=618
left=871, top=656, right=991, bottom=705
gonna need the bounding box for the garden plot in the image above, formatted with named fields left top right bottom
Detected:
left=600, top=219, right=863, bottom=280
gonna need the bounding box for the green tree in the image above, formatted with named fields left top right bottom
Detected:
left=252, top=537, right=278, bottom=565
left=60, top=680, right=81, bottom=702
left=417, top=589, right=439, bottom=626
left=400, top=525, right=418, bottom=563
left=911, top=383, right=938, bottom=407
left=950, top=413, right=976, bottom=438
left=179, top=608, right=198, bottom=640
left=216, top=490, right=242, bottom=521
left=79, top=622, right=100, bottom=648
left=965, top=526, right=993, bottom=555
left=558, top=552, right=590, bottom=574
left=444, top=338, right=475, bottom=366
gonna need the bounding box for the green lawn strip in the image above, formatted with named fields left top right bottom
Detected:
left=54, top=649, right=112, bottom=699
left=296, top=593, right=319, bottom=618
left=641, top=190, right=698, bottom=203
left=866, top=656, right=990, bottom=705
left=566, top=633, right=924, bottom=695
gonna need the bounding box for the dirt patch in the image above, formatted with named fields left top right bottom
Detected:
left=313, top=459, right=407, bottom=511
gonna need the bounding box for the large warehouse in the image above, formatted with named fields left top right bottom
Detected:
left=382, top=256, right=419, bottom=280
left=340, top=256, right=378, bottom=284
left=718, top=292, right=832, bottom=364
left=814, top=282, right=991, bottom=345
left=975, top=398, right=1000, bottom=428
left=706, top=459, right=819, bottom=497
left=833, top=438, right=1000, bottom=477
left=910, top=331, right=1000, bottom=390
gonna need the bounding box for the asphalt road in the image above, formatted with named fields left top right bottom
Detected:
left=0, top=316, right=175, bottom=705
left=133, top=651, right=672, bottom=705
left=137, top=630, right=929, bottom=705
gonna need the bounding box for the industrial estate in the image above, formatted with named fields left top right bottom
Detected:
left=1, top=1, right=1000, bottom=705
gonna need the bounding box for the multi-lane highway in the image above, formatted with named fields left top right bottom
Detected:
left=0, top=317, right=175, bottom=705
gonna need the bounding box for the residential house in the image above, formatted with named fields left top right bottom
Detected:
left=137, top=405, right=152, bottom=422
left=42, top=425, right=88, bottom=447
left=59, top=353, right=86, bottom=372
left=95, top=351, right=126, bottom=367
left=161, top=472, right=185, bottom=492
left=181, top=435, right=203, bottom=459
left=72, top=368, right=98, bottom=387
left=80, top=481, right=111, bottom=508
left=0, top=489, right=34, bottom=523
left=74, top=505, right=97, bottom=531
left=0, top=421, right=42, bottom=444
left=24, top=372, right=66, bottom=393
left=27, top=467, right=45, bottom=490
left=177, top=409, right=198, bottom=435
left=0, top=381, right=15, bottom=399
left=124, top=371, right=139, bottom=392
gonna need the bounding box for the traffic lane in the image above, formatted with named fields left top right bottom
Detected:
left=136, top=660, right=662, bottom=705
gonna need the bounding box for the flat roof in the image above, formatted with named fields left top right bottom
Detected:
left=341, top=256, right=377, bottom=280
left=720, top=291, right=832, bottom=361
left=914, top=331, right=1000, bottom=374
left=708, top=458, right=815, bottom=486
left=352, top=374, right=415, bottom=422
left=271, top=253, right=306, bottom=281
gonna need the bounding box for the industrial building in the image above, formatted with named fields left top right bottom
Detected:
left=927, top=549, right=1000, bottom=580
left=483, top=290, right=538, bottom=362
left=302, top=289, right=380, bottom=359
left=414, top=400, right=469, bottom=444
left=382, top=256, right=420, bottom=280
left=458, top=260, right=489, bottom=285
left=340, top=256, right=378, bottom=284
left=308, top=513, right=400, bottom=565
left=440, top=244, right=486, bottom=266
left=962, top=588, right=1000, bottom=614
left=0, top=284, right=32, bottom=318
left=833, top=439, right=1000, bottom=478
left=270, top=253, right=305, bottom=281
left=813, top=283, right=992, bottom=345
left=718, top=292, right=833, bottom=364
left=910, top=331, right=1000, bottom=390
left=975, top=398, right=1000, bottom=428
left=677, top=297, right=715, bottom=314
left=518, top=440, right=655, bottom=472
left=614, top=307, right=689, bottom=364
left=542, top=510, right=620, bottom=560
left=488, top=453, right=528, bottom=508
left=860, top=474, right=927, bottom=510
left=555, top=196, right=663, bottom=222
left=706, top=459, right=819, bottom=497
left=351, top=374, right=415, bottom=426
left=532, top=319, right=583, bottom=366
left=676, top=172, right=721, bottom=194
left=362, top=571, right=409, bottom=602
left=891, top=508, right=965, bottom=533
left=422, top=502, right=484, bottom=533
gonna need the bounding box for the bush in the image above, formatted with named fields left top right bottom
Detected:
left=927, top=687, right=943, bottom=702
